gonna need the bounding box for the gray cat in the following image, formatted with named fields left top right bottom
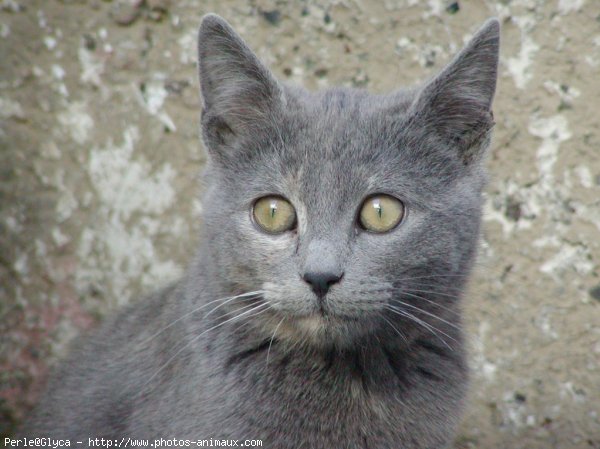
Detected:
left=22, top=14, right=499, bottom=449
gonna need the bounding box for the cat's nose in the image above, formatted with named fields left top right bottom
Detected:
left=303, top=272, right=343, bottom=298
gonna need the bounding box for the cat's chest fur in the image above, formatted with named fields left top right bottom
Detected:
left=192, top=345, right=402, bottom=445
left=161, top=332, right=460, bottom=448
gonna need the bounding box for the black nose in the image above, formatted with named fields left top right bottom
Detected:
left=303, top=272, right=343, bottom=298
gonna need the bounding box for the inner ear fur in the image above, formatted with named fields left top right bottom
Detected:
left=406, top=19, right=500, bottom=164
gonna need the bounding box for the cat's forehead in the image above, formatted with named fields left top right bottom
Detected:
left=280, top=87, right=413, bottom=164
left=226, top=86, right=458, bottom=213
left=256, top=99, right=406, bottom=212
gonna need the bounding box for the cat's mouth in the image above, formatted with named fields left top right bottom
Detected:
left=261, top=282, right=376, bottom=345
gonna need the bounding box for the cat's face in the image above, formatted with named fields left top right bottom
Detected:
left=196, top=15, right=499, bottom=347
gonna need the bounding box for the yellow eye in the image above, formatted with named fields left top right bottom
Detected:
left=359, top=195, right=404, bottom=233
left=253, top=196, right=296, bottom=234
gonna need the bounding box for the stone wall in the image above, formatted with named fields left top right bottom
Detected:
left=1, top=0, right=599, bottom=447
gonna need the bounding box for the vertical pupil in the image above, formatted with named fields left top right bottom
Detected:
left=374, top=200, right=382, bottom=219
left=270, top=201, right=277, bottom=218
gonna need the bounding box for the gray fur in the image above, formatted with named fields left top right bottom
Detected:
left=22, top=14, right=500, bottom=448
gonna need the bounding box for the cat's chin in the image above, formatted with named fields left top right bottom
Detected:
left=296, top=314, right=327, bottom=334
left=272, top=311, right=373, bottom=349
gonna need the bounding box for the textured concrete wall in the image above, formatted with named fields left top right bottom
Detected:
left=1, top=0, right=599, bottom=447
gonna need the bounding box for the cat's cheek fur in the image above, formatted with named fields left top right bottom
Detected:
left=233, top=216, right=297, bottom=284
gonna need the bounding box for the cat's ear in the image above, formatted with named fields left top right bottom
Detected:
left=407, top=19, right=500, bottom=164
left=197, top=14, right=284, bottom=154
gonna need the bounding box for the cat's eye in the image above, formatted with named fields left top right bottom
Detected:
left=358, top=195, right=404, bottom=233
left=253, top=196, right=296, bottom=234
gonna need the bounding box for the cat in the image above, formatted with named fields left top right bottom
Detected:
left=22, top=13, right=499, bottom=449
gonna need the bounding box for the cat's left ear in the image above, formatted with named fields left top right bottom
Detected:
left=197, top=14, right=284, bottom=155
left=407, top=19, right=500, bottom=164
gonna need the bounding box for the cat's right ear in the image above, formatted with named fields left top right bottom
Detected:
left=197, top=14, right=284, bottom=157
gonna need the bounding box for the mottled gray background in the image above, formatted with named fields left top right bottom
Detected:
left=1, top=0, right=599, bottom=447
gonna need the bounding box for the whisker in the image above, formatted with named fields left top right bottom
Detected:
left=204, top=291, right=264, bottom=319
left=360, top=286, right=461, bottom=317
left=394, top=291, right=460, bottom=316
left=399, top=288, right=463, bottom=301
left=139, top=303, right=270, bottom=392
left=384, top=305, right=454, bottom=350
left=139, top=290, right=264, bottom=345
left=395, top=273, right=469, bottom=283
left=389, top=299, right=461, bottom=331
left=210, top=298, right=266, bottom=322
left=380, top=314, right=408, bottom=344
left=363, top=286, right=462, bottom=302
left=266, top=317, right=285, bottom=367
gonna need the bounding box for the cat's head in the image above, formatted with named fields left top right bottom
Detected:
left=195, top=14, right=499, bottom=348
